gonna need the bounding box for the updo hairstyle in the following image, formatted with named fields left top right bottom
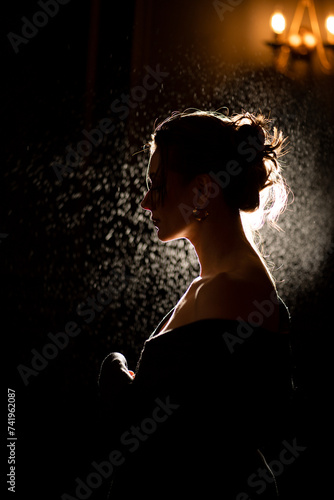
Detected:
left=148, top=109, right=289, bottom=229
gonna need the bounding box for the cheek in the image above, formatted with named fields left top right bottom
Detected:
left=163, top=186, right=183, bottom=212
left=165, top=188, right=195, bottom=227
left=166, top=176, right=193, bottom=205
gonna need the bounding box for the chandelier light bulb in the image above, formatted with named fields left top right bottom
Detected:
left=271, top=12, right=286, bottom=35
left=326, top=15, right=334, bottom=35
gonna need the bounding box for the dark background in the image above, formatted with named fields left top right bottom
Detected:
left=3, top=0, right=334, bottom=499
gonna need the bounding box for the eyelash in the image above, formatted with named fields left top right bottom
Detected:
left=147, top=179, right=163, bottom=191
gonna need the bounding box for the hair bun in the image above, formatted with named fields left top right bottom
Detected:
left=228, top=123, right=269, bottom=212
left=236, top=123, right=266, bottom=157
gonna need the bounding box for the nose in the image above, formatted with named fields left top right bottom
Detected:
left=140, top=190, right=151, bottom=211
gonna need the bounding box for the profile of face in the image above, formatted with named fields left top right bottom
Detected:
left=140, top=148, right=203, bottom=242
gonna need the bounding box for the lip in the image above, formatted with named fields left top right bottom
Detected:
left=151, top=217, right=160, bottom=226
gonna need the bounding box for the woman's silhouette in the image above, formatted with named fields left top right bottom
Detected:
left=99, top=110, right=293, bottom=499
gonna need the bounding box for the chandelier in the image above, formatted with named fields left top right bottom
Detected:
left=266, top=0, right=334, bottom=74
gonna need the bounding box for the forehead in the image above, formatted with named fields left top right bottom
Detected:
left=147, top=148, right=161, bottom=177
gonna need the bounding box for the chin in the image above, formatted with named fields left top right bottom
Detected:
left=156, top=229, right=185, bottom=243
left=153, top=221, right=187, bottom=242
left=156, top=230, right=171, bottom=242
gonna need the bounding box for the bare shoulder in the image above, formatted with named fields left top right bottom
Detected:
left=194, top=271, right=279, bottom=327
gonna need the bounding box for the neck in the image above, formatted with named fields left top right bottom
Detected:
left=187, top=212, right=256, bottom=278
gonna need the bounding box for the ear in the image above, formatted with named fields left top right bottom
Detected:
left=192, top=174, right=220, bottom=207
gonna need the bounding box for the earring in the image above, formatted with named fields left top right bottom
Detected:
left=192, top=206, right=209, bottom=221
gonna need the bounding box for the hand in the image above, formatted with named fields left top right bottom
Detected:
left=98, top=352, right=135, bottom=399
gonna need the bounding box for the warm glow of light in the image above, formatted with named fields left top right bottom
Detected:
left=288, top=34, right=302, bottom=47
left=271, top=12, right=286, bottom=35
left=303, top=32, right=317, bottom=49
left=326, top=15, right=334, bottom=35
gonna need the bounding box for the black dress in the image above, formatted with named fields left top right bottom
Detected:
left=98, top=297, right=294, bottom=499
